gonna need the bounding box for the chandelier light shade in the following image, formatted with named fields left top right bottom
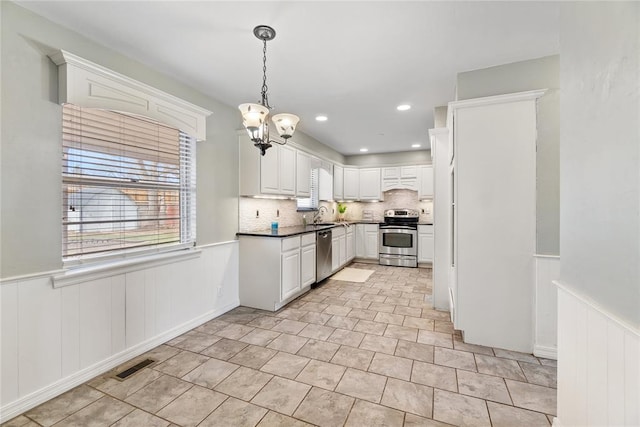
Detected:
left=239, top=25, right=300, bottom=156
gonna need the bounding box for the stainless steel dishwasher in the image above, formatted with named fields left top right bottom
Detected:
left=316, top=229, right=333, bottom=283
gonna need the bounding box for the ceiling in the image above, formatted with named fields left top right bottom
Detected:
left=17, top=1, right=560, bottom=156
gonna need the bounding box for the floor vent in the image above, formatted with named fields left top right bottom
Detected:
left=114, top=358, right=156, bottom=380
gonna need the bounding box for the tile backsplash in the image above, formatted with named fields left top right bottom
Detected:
left=239, top=190, right=433, bottom=232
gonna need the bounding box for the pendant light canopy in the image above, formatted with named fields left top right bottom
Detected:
left=239, top=25, right=299, bottom=156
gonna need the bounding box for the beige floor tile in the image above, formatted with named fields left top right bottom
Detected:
left=297, top=339, right=340, bottom=362
left=434, top=347, right=477, bottom=371
left=293, top=387, right=354, bottom=427
left=251, top=377, right=311, bottom=415
left=141, top=345, right=181, bottom=363
left=323, top=304, right=352, bottom=316
left=53, top=396, right=134, bottom=427
left=360, top=334, right=398, bottom=355
left=368, top=302, right=396, bottom=313
left=124, top=375, right=192, bottom=413
left=369, top=353, right=413, bottom=381
left=326, top=315, right=359, bottom=330
left=347, top=308, right=377, bottom=321
left=487, top=401, right=550, bottom=427
left=229, top=345, right=278, bottom=369
left=214, top=367, right=273, bottom=401
left=374, top=312, right=405, bottom=325
left=267, top=333, right=308, bottom=353
left=322, top=297, right=348, bottom=306
left=493, top=348, right=540, bottom=364
left=155, top=351, right=210, bottom=378
left=327, top=328, right=365, bottom=347
left=335, top=368, right=387, bottom=403
left=215, top=323, right=255, bottom=340
left=276, top=308, right=308, bottom=320
left=384, top=324, right=418, bottom=342
left=417, top=330, right=453, bottom=348
left=411, top=361, right=457, bottom=392
left=506, top=379, right=557, bottom=415
left=218, top=311, right=263, bottom=325
left=247, top=316, right=283, bottom=330
left=421, top=310, right=452, bottom=321
left=434, top=321, right=455, bottom=334
left=475, top=354, right=526, bottom=381
left=403, top=316, right=435, bottom=330
left=539, top=358, right=558, bottom=367
left=520, top=361, right=557, bottom=388
left=385, top=297, right=411, bottom=306
left=381, top=377, right=433, bottom=418
left=26, top=384, right=104, bottom=426
left=181, top=358, right=239, bottom=388
left=272, top=319, right=308, bottom=335
left=433, top=389, right=491, bottom=427
left=453, top=340, right=495, bottom=356
left=92, top=368, right=162, bottom=400
left=111, top=408, right=171, bottom=427
left=156, top=385, right=227, bottom=426
left=2, top=415, right=39, bottom=427
left=201, top=338, right=248, bottom=360
left=299, top=311, right=333, bottom=325
left=199, top=397, right=267, bottom=427
left=171, top=331, right=221, bottom=353
left=295, top=359, right=346, bottom=390
left=457, top=369, right=512, bottom=405
left=362, top=294, right=387, bottom=303
left=341, top=290, right=365, bottom=300
left=239, top=329, right=281, bottom=346
left=344, top=399, right=404, bottom=427
left=354, top=319, right=388, bottom=335
left=404, top=413, right=456, bottom=426
left=331, top=345, right=375, bottom=370
left=260, top=352, right=310, bottom=379
left=395, top=340, right=434, bottom=363
left=298, top=323, right=335, bottom=340
left=395, top=305, right=423, bottom=318
left=256, top=411, right=314, bottom=427
left=300, top=301, right=329, bottom=313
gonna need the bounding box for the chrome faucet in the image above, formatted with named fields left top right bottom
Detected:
left=312, top=206, right=329, bottom=224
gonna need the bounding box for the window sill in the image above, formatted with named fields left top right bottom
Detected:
left=52, top=249, right=201, bottom=289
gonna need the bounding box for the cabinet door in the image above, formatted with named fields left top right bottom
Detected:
left=281, top=248, right=300, bottom=300
left=301, top=244, right=316, bottom=287
left=318, top=161, right=333, bottom=201
left=359, top=168, right=381, bottom=200
left=333, top=165, right=344, bottom=200
left=365, top=229, right=379, bottom=259
left=279, top=145, right=296, bottom=195
left=418, top=165, right=433, bottom=198
left=343, top=168, right=359, bottom=200
left=382, top=167, right=400, bottom=180
left=339, top=234, right=347, bottom=266
left=400, top=166, right=418, bottom=178
left=331, top=236, right=340, bottom=272
left=346, top=231, right=355, bottom=261
left=260, top=148, right=280, bottom=194
left=296, top=151, right=311, bottom=197
left=355, top=225, right=366, bottom=258
left=418, top=233, right=434, bottom=263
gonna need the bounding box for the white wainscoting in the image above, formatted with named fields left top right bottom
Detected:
left=555, top=282, right=639, bottom=427
left=534, top=255, right=560, bottom=359
left=0, top=241, right=239, bottom=423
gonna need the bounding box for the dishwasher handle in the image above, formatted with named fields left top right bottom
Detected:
left=318, top=230, right=332, bottom=238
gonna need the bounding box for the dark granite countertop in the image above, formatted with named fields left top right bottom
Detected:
left=236, top=220, right=386, bottom=238
left=418, top=222, right=434, bottom=225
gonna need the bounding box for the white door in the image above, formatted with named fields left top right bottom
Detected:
left=301, top=244, right=316, bottom=287
left=281, top=249, right=300, bottom=300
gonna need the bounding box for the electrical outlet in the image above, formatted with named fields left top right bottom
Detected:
left=277, top=209, right=280, bottom=217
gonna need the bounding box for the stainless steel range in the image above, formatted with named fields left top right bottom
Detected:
left=379, top=208, right=419, bottom=267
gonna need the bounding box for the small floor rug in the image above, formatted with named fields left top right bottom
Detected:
left=331, top=267, right=375, bottom=282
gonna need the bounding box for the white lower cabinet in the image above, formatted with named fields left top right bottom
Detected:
left=355, top=224, right=379, bottom=260
left=332, top=227, right=345, bottom=272
left=346, top=225, right=355, bottom=261
left=418, top=225, right=434, bottom=263
left=239, top=233, right=315, bottom=311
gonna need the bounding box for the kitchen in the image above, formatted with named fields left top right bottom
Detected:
left=1, top=1, right=638, bottom=427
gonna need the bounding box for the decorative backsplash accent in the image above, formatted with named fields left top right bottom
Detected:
left=239, top=190, right=433, bottom=232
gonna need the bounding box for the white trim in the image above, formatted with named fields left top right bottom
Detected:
left=555, top=280, right=640, bottom=337
left=0, top=300, right=239, bottom=424
left=52, top=249, right=202, bottom=288
left=196, top=240, right=239, bottom=250
left=0, top=269, right=66, bottom=286
left=534, top=344, right=558, bottom=359
left=449, top=89, right=548, bottom=110
left=534, top=253, right=560, bottom=259
left=428, top=127, right=449, bottom=137
left=551, top=417, right=562, bottom=427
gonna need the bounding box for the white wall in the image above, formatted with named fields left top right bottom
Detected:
left=557, top=2, right=639, bottom=425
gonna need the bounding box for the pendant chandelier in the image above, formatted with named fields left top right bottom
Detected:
left=239, top=25, right=300, bottom=156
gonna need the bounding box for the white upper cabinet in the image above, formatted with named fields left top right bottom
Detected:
left=359, top=168, right=382, bottom=200
left=417, top=165, right=433, bottom=199
left=318, top=160, right=333, bottom=201
left=296, top=151, right=311, bottom=198
left=382, top=166, right=419, bottom=191
left=279, top=145, right=296, bottom=195
left=333, top=165, right=344, bottom=201
left=239, top=134, right=298, bottom=197
left=343, top=167, right=359, bottom=200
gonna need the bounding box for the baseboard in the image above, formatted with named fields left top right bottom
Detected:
left=533, top=344, right=557, bottom=360
left=0, top=299, right=239, bottom=423
left=551, top=416, right=562, bottom=427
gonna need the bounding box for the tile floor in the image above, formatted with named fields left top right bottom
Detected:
left=4, top=263, right=557, bottom=427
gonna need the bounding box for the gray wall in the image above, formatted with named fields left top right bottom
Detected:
left=457, top=55, right=560, bottom=256
left=0, top=2, right=339, bottom=278
left=344, top=151, right=431, bottom=167
left=559, top=2, right=639, bottom=327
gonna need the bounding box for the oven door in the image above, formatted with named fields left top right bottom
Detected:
left=379, top=226, right=417, bottom=256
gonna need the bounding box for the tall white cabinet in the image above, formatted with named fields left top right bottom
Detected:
left=449, top=90, right=545, bottom=353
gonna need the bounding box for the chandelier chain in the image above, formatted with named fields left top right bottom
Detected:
left=260, top=39, right=270, bottom=108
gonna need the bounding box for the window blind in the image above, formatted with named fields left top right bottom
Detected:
left=62, top=104, right=196, bottom=260
left=297, top=167, right=319, bottom=210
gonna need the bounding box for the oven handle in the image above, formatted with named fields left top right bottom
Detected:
left=379, top=225, right=417, bottom=230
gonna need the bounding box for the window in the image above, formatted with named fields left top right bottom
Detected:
left=62, top=104, right=196, bottom=262
left=296, top=167, right=319, bottom=210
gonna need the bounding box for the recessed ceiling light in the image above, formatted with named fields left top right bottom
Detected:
left=397, top=104, right=411, bottom=111
left=315, top=115, right=328, bottom=122
left=412, top=143, right=421, bottom=148
left=359, top=148, right=369, bottom=152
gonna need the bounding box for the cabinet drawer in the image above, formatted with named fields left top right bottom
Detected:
left=301, top=232, right=316, bottom=247
left=281, top=236, right=301, bottom=252
left=332, top=226, right=345, bottom=237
